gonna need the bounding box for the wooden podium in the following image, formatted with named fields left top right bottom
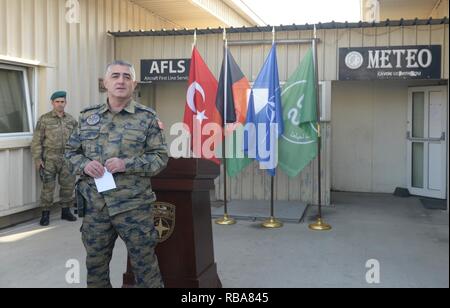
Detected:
left=123, top=158, right=222, bottom=288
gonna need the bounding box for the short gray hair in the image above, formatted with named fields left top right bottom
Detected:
left=105, top=60, right=136, bottom=81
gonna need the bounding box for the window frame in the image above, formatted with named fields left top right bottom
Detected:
left=0, top=63, right=34, bottom=138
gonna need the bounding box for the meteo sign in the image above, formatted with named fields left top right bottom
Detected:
left=141, top=59, right=190, bottom=82
left=339, top=45, right=441, bottom=80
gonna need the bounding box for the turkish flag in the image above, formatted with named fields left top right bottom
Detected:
left=183, top=47, right=221, bottom=164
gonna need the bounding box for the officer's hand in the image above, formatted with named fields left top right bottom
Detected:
left=105, top=158, right=126, bottom=174
left=84, top=161, right=105, bottom=179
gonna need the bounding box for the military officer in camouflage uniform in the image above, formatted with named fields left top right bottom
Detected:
left=31, top=91, right=78, bottom=226
left=65, top=60, right=168, bottom=288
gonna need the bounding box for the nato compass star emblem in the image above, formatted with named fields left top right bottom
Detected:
left=152, top=202, right=176, bottom=243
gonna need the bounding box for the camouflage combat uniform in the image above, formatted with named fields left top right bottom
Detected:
left=31, top=110, right=77, bottom=209
left=65, top=100, right=168, bottom=288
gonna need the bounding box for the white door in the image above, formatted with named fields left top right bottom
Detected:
left=407, top=86, right=447, bottom=199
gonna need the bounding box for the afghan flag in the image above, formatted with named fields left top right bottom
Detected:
left=279, top=48, right=319, bottom=177
left=215, top=47, right=252, bottom=177
left=183, top=47, right=221, bottom=164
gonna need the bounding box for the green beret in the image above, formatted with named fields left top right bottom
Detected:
left=50, top=91, right=67, bottom=101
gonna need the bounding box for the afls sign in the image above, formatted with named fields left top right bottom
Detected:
left=141, top=59, right=190, bottom=82
left=339, top=45, right=441, bottom=80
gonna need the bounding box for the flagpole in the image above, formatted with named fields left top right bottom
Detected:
left=309, top=25, right=331, bottom=231
left=272, top=26, right=275, bottom=44
left=262, top=27, right=283, bottom=229
left=216, top=28, right=236, bottom=226
left=262, top=176, right=283, bottom=228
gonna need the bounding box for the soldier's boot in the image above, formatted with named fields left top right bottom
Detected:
left=61, top=208, right=77, bottom=222
left=40, top=211, right=50, bottom=226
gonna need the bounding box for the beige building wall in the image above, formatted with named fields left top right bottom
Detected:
left=434, top=0, right=450, bottom=18
left=191, top=0, right=257, bottom=27
left=380, top=0, right=450, bottom=20
left=129, top=0, right=261, bottom=29
left=361, top=0, right=449, bottom=21
left=139, top=82, right=330, bottom=204
left=0, top=0, right=174, bottom=217
left=1, top=1, right=448, bottom=216
left=116, top=22, right=448, bottom=203
left=332, top=80, right=447, bottom=194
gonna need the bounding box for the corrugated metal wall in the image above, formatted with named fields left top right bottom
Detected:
left=116, top=30, right=329, bottom=204
left=0, top=0, right=174, bottom=217
left=1, top=3, right=448, bottom=214
left=117, top=24, right=449, bottom=86
left=115, top=23, right=448, bottom=204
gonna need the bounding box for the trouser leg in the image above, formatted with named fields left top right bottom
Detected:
left=58, top=160, right=75, bottom=208
left=40, top=160, right=56, bottom=210
left=113, top=204, right=164, bottom=288
left=81, top=205, right=118, bottom=288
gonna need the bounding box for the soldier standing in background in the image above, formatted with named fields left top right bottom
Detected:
left=31, top=91, right=78, bottom=226
left=65, top=60, right=168, bottom=288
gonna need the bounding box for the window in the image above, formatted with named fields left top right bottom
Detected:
left=0, top=64, right=33, bottom=136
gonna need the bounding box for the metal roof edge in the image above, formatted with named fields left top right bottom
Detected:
left=108, top=17, right=449, bottom=37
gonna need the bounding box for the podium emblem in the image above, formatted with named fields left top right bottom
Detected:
left=152, top=202, right=176, bottom=243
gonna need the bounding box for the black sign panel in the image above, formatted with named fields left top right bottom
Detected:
left=339, top=45, right=441, bottom=80
left=141, top=59, right=190, bottom=82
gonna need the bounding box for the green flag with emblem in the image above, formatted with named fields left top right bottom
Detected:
left=279, top=49, right=318, bottom=177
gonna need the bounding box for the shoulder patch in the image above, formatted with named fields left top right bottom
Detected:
left=80, top=104, right=104, bottom=114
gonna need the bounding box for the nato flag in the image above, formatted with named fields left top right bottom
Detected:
left=244, top=44, right=284, bottom=176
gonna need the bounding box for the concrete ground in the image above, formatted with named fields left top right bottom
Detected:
left=0, top=192, right=448, bottom=288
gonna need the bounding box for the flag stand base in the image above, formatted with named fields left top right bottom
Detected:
left=308, top=218, right=332, bottom=231
left=215, top=214, right=236, bottom=225
left=262, top=217, right=283, bottom=228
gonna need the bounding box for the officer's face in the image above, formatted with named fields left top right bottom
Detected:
left=52, top=98, right=67, bottom=112
left=104, top=65, right=137, bottom=100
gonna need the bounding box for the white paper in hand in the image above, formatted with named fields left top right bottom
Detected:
left=94, top=168, right=117, bottom=193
